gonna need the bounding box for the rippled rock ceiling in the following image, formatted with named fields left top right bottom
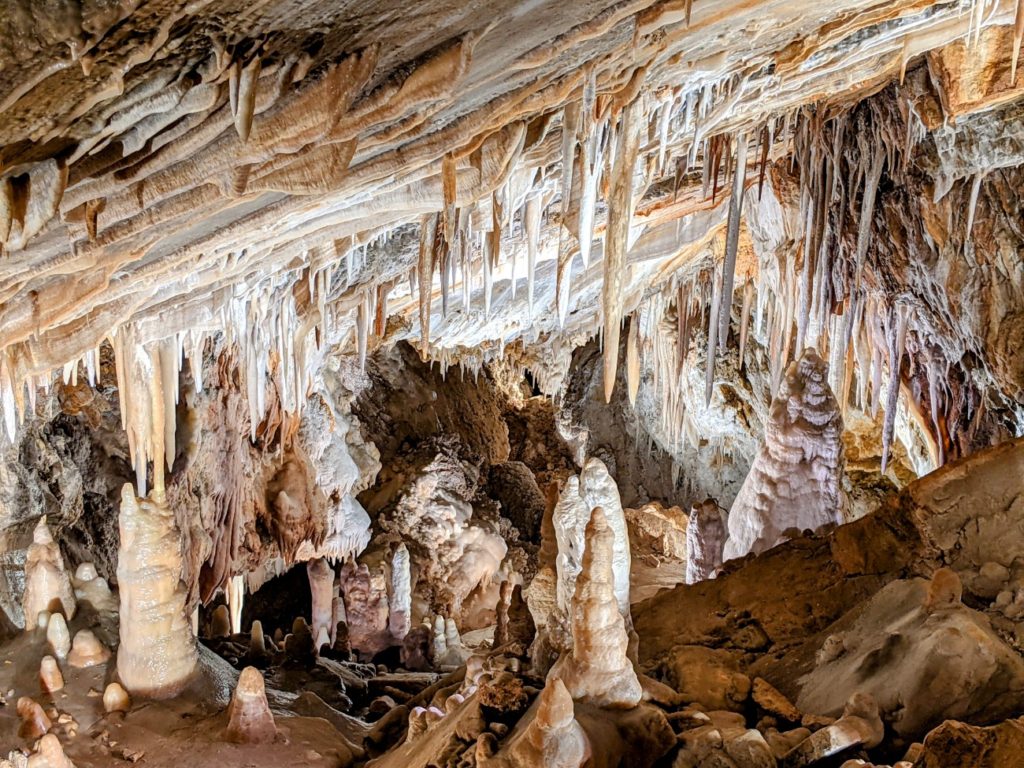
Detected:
left=3, top=0, right=1024, bottom=766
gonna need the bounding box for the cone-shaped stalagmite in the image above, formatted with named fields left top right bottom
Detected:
left=485, top=678, right=590, bottom=768
left=226, top=667, right=278, bottom=744
left=723, top=348, right=845, bottom=560
left=549, top=507, right=641, bottom=708
left=23, top=517, right=76, bottom=630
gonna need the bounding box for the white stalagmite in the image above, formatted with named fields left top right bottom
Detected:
left=553, top=475, right=590, bottom=624
left=116, top=483, right=198, bottom=698
left=227, top=574, right=244, bottom=635
left=388, top=543, right=412, bottom=643
left=549, top=507, right=642, bottom=709
left=578, top=458, right=632, bottom=621
left=23, top=517, right=76, bottom=631
left=307, top=558, right=335, bottom=651
left=723, top=348, right=845, bottom=560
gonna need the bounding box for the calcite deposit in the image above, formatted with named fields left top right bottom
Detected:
left=3, top=1, right=1024, bottom=766
left=116, top=485, right=197, bottom=697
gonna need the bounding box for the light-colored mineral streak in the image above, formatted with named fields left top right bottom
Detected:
left=22, top=517, right=76, bottom=631
left=116, top=483, right=198, bottom=698
left=723, top=348, right=846, bottom=561
left=549, top=507, right=642, bottom=709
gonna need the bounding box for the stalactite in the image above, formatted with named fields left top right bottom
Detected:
left=705, top=264, right=722, bottom=405
left=718, top=132, right=748, bottom=353
left=626, top=316, right=640, bottom=407
left=525, top=192, right=541, bottom=316
left=602, top=97, right=642, bottom=403
left=966, top=171, right=985, bottom=244
left=738, top=279, right=754, bottom=368
left=881, top=304, right=910, bottom=473
left=417, top=214, right=437, bottom=358
left=855, top=144, right=885, bottom=292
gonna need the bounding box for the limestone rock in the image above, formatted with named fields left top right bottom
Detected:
left=913, top=716, right=1024, bottom=768
left=625, top=502, right=688, bottom=602
left=797, top=579, right=1024, bottom=738
left=782, top=693, right=883, bottom=766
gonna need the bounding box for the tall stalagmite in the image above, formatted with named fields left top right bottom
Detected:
left=549, top=507, right=642, bottom=708
left=116, top=484, right=198, bottom=698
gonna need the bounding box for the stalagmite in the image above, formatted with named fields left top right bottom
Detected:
left=685, top=499, right=726, bottom=584
left=67, top=630, right=110, bottom=668
left=27, top=733, right=75, bottom=768
left=493, top=678, right=591, bottom=768
left=579, top=458, right=632, bottom=621
left=603, top=97, right=642, bottom=403
left=388, top=543, right=412, bottom=643
left=17, top=697, right=52, bottom=739
left=116, top=484, right=198, bottom=698
left=250, top=620, right=267, bottom=657
left=23, top=517, right=76, bottom=631
left=226, top=667, right=278, bottom=744
left=549, top=508, right=642, bottom=709
left=46, top=613, right=70, bottom=659
left=723, top=348, right=845, bottom=560
left=307, top=557, right=335, bottom=651
left=39, top=656, right=64, bottom=693
left=227, top=574, right=245, bottom=635
left=1015, top=0, right=1024, bottom=81
left=103, top=683, right=131, bottom=714
left=211, top=605, right=231, bottom=638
